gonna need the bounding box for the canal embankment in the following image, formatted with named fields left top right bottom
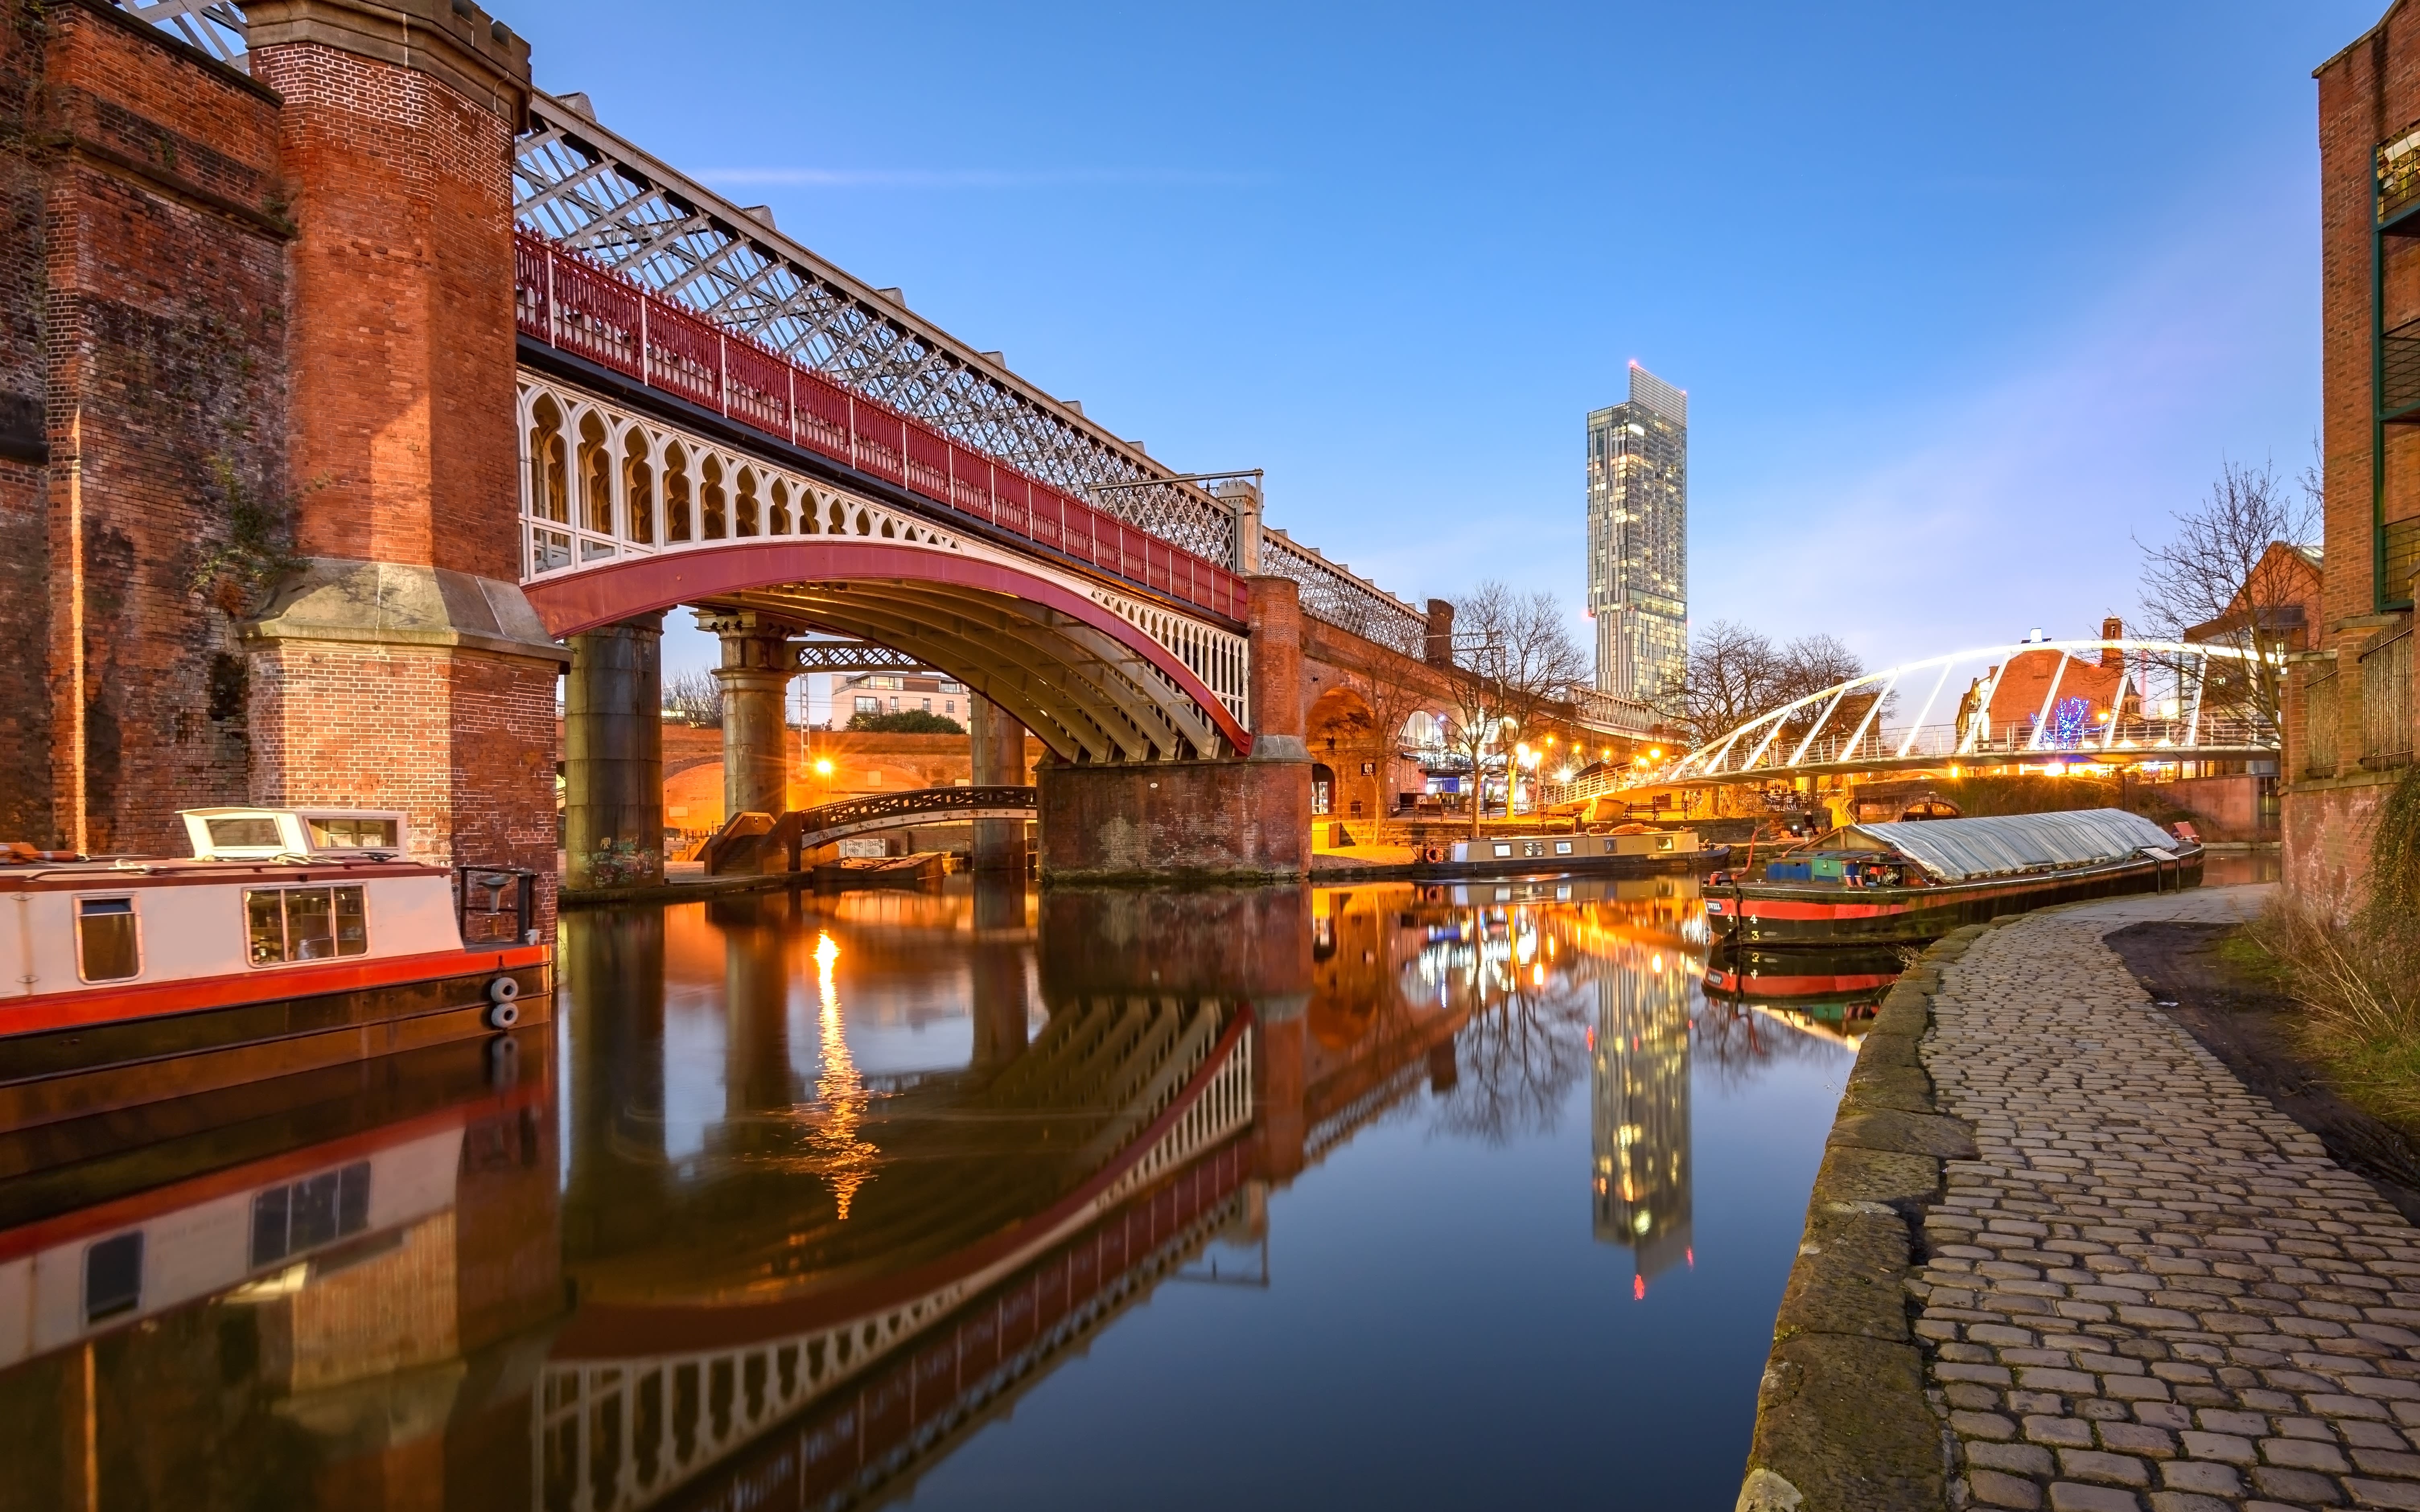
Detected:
left=1742, top=885, right=2420, bottom=1512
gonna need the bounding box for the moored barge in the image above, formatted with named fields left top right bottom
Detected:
left=1702, top=808, right=2200, bottom=946
left=1, top=809, right=547, bottom=1131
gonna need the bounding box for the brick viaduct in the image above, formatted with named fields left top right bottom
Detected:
left=1, top=0, right=1493, bottom=905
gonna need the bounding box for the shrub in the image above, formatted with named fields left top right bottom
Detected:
left=847, top=709, right=965, bottom=735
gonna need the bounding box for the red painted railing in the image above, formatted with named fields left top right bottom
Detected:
left=512, top=230, right=1249, bottom=625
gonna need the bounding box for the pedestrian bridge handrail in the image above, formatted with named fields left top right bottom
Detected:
left=1545, top=639, right=2280, bottom=799
left=698, top=786, right=1037, bottom=874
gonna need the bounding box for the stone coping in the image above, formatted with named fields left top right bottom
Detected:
left=1738, top=924, right=1990, bottom=1512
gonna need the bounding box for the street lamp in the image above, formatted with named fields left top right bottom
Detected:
left=813, top=757, right=835, bottom=807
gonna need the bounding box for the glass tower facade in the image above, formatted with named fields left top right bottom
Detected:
left=1586, top=363, right=1688, bottom=704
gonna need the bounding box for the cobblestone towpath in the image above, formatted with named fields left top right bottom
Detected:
left=1918, top=886, right=2420, bottom=1512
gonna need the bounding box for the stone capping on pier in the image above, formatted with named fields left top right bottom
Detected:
left=1738, top=924, right=1991, bottom=1512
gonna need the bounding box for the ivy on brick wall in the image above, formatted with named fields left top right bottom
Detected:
left=187, top=452, right=309, bottom=615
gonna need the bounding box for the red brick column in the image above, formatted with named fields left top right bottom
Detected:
left=1247, top=575, right=1305, bottom=745
left=239, top=2, right=566, bottom=904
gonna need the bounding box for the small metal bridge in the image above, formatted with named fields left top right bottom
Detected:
left=701, top=786, right=1037, bottom=874
left=1544, top=638, right=2280, bottom=805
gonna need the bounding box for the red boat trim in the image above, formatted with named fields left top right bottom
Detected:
left=0, top=1077, right=551, bottom=1265
left=0, top=944, right=550, bottom=1037
left=1706, top=970, right=1900, bottom=996
left=551, top=1008, right=1256, bottom=1357
left=2, top=863, right=453, bottom=893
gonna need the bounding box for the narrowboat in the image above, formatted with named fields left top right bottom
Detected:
left=1702, top=808, right=2200, bottom=946
left=1414, top=828, right=1714, bottom=875
left=0, top=809, right=547, bottom=1131
left=1702, top=943, right=1911, bottom=1040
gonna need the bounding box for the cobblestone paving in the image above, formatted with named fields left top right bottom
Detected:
left=1915, top=887, right=2420, bottom=1512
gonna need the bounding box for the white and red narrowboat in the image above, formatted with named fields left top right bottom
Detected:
left=0, top=809, right=547, bottom=1130
left=1702, top=807, right=2203, bottom=947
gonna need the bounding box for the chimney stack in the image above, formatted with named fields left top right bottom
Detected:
left=2101, top=616, right=2124, bottom=669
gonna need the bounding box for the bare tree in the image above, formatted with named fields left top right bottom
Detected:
left=1437, top=582, right=1591, bottom=834
left=1331, top=652, right=1434, bottom=827
left=2134, top=456, right=2320, bottom=733
left=665, top=669, right=724, bottom=728
left=1659, top=622, right=1870, bottom=751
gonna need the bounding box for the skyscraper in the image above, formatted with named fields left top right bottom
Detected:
left=1586, top=364, right=1688, bottom=705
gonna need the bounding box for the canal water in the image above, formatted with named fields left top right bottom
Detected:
left=0, top=874, right=1869, bottom=1511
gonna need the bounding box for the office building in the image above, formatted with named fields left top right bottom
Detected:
left=1587, top=363, right=1689, bottom=704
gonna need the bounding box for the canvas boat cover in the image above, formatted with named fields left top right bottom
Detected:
left=1842, top=808, right=2179, bottom=883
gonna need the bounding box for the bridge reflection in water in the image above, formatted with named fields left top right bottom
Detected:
left=0, top=874, right=1868, bottom=1511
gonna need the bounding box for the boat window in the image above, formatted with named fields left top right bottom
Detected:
left=245, top=886, right=369, bottom=966
left=207, top=816, right=283, bottom=850
left=306, top=816, right=397, bottom=851
left=76, top=897, right=140, bottom=982
left=84, top=1232, right=143, bottom=1324
left=249, top=1160, right=371, bottom=1268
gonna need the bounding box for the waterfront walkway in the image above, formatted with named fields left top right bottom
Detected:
left=1917, top=887, right=2420, bottom=1512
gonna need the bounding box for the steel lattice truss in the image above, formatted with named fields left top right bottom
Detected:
left=512, top=95, right=1241, bottom=563
left=111, top=4, right=1435, bottom=651
left=1260, top=531, right=1426, bottom=657
left=112, top=0, right=247, bottom=64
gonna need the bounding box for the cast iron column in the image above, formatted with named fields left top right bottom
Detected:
left=969, top=694, right=1028, bottom=872
left=564, top=612, right=665, bottom=890
left=701, top=611, right=800, bottom=821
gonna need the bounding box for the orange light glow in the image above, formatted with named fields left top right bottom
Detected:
left=1633, top=1275, right=1646, bottom=1301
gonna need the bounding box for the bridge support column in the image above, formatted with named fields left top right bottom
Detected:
left=703, top=612, right=800, bottom=823
left=564, top=614, right=665, bottom=891
left=969, top=696, right=1029, bottom=873
left=1033, top=577, right=1310, bottom=883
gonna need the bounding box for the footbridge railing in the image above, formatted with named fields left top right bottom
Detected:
left=1543, top=639, right=2281, bottom=800
left=700, top=787, right=1037, bottom=875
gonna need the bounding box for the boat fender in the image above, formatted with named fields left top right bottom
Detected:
left=485, top=998, right=521, bottom=1030
left=487, top=975, right=521, bottom=1005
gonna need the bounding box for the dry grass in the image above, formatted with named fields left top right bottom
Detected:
left=2245, top=766, right=2420, bottom=1129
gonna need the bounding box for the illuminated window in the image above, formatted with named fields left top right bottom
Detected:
left=76, top=897, right=140, bottom=982
left=245, top=886, right=368, bottom=966
left=854, top=696, right=881, bottom=714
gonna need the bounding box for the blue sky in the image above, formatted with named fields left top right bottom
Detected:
left=507, top=0, right=2379, bottom=682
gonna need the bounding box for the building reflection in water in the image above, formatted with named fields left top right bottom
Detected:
left=1593, top=957, right=1694, bottom=1289
left=0, top=867, right=1865, bottom=1512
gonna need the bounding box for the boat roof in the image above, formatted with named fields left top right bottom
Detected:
left=1821, top=807, right=2180, bottom=882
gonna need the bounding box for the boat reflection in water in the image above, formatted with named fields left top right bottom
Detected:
left=1701, top=943, right=1915, bottom=1047
left=0, top=871, right=1871, bottom=1511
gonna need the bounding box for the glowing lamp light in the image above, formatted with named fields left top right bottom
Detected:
left=813, top=758, right=834, bottom=777
left=1633, top=1275, right=1646, bottom=1301
left=1649, top=747, right=1663, bottom=759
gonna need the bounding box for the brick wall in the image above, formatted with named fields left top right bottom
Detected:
left=249, top=39, right=521, bottom=579
left=2294, top=13, right=2420, bottom=904
left=250, top=641, right=559, bottom=902
left=1, top=1, right=290, bottom=851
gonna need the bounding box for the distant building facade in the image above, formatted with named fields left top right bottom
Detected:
left=836, top=672, right=968, bottom=721
left=1587, top=364, right=1689, bottom=706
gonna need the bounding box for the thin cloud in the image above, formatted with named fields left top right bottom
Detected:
left=701, top=166, right=1262, bottom=189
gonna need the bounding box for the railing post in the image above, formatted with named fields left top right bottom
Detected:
left=638, top=294, right=649, bottom=387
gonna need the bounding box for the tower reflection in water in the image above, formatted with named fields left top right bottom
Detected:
left=1593, top=955, right=1694, bottom=1290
